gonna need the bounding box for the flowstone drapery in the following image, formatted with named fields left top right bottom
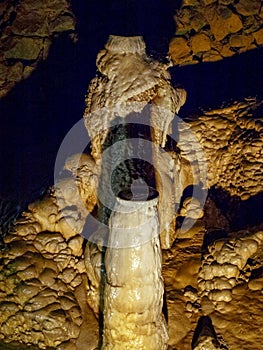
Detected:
left=83, top=35, right=189, bottom=249
left=102, top=189, right=168, bottom=349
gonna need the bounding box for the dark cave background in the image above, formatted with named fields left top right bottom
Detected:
left=0, top=0, right=262, bottom=229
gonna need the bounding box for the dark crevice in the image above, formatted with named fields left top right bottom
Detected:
left=202, top=230, right=228, bottom=255
left=192, top=316, right=220, bottom=349
left=250, top=266, right=263, bottom=280
left=172, top=47, right=263, bottom=116
left=209, top=187, right=263, bottom=231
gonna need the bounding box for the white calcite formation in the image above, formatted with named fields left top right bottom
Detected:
left=84, top=35, right=186, bottom=154
left=83, top=35, right=189, bottom=249
left=102, top=192, right=168, bottom=349
left=0, top=154, right=98, bottom=349
left=198, top=231, right=263, bottom=306
left=1, top=34, right=262, bottom=350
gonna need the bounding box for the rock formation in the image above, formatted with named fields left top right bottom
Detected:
left=169, top=0, right=263, bottom=65
left=0, top=1, right=263, bottom=348
left=197, top=231, right=263, bottom=306
left=103, top=189, right=168, bottom=349
left=0, top=0, right=76, bottom=98
left=192, top=316, right=228, bottom=349
left=183, top=99, right=263, bottom=200
left=83, top=35, right=187, bottom=249
left=0, top=154, right=98, bottom=349
left=84, top=35, right=186, bottom=156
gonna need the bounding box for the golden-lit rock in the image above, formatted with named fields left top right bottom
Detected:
left=0, top=11, right=262, bottom=347
left=24, top=288, right=58, bottom=311
left=219, top=43, right=234, bottom=57
left=170, top=0, right=262, bottom=65
left=210, top=9, right=243, bottom=41
left=68, top=235, right=84, bottom=256
left=6, top=62, right=24, bottom=82
left=84, top=35, right=186, bottom=251
left=169, top=37, right=191, bottom=63
left=5, top=37, right=46, bottom=60
left=197, top=230, right=263, bottom=311
left=64, top=153, right=98, bottom=213
left=190, top=33, right=211, bottom=53
left=188, top=99, right=263, bottom=200
left=193, top=315, right=228, bottom=348
left=229, top=34, right=254, bottom=49
left=202, top=0, right=217, bottom=5
left=0, top=154, right=97, bottom=348
left=235, top=0, right=261, bottom=17
left=248, top=277, right=263, bottom=291
left=16, top=265, right=39, bottom=281
left=176, top=7, right=207, bottom=35
left=84, top=230, right=106, bottom=315
left=84, top=35, right=186, bottom=155
left=253, top=28, right=263, bottom=46
left=39, top=268, right=57, bottom=287
left=34, top=232, right=66, bottom=254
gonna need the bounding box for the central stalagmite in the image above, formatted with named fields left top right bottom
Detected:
left=103, top=188, right=168, bottom=349
left=83, top=35, right=187, bottom=349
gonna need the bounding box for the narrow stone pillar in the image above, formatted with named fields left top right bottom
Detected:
left=102, top=187, right=168, bottom=349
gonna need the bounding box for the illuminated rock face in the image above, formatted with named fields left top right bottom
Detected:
left=192, top=316, right=224, bottom=350
left=169, top=0, right=263, bottom=65
left=186, top=99, right=263, bottom=200
left=198, top=231, right=263, bottom=306
left=103, top=192, right=168, bottom=349
left=0, top=154, right=98, bottom=349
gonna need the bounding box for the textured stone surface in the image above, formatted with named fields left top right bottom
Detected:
left=253, top=28, right=263, bottom=46
left=191, top=33, right=211, bottom=54
left=169, top=0, right=263, bottom=65
left=162, top=224, right=263, bottom=349
left=0, top=155, right=98, bottom=349
left=0, top=26, right=263, bottom=350
left=0, top=0, right=76, bottom=98
left=84, top=35, right=186, bottom=250
left=184, top=99, right=263, bottom=200
left=197, top=231, right=263, bottom=305
left=103, top=196, right=168, bottom=349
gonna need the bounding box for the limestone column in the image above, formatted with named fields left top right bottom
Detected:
left=102, top=187, right=168, bottom=349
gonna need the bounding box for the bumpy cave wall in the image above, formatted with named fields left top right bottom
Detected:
left=169, top=0, right=263, bottom=65
left=0, top=154, right=98, bottom=350
left=0, top=0, right=263, bottom=350
left=184, top=99, right=263, bottom=201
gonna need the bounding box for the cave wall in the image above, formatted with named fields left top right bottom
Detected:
left=0, top=0, right=76, bottom=98
left=169, top=0, right=263, bottom=65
